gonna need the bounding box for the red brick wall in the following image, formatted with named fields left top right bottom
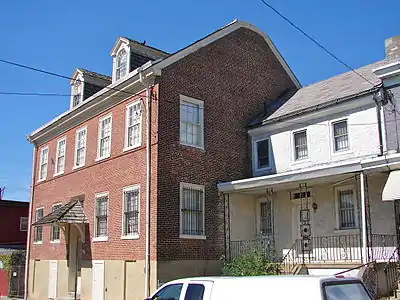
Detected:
left=30, top=87, right=160, bottom=261
left=0, top=201, right=29, bottom=246
left=156, top=27, right=298, bottom=261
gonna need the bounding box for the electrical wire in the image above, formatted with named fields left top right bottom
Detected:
left=0, top=92, right=71, bottom=96
left=259, top=0, right=377, bottom=87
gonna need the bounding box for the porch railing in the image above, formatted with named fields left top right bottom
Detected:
left=229, top=236, right=277, bottom=261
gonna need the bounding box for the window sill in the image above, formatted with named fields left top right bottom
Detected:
left=50, top=240, right=60, bottom=244
left=180, top=234, right=206, bottom=240
left=123, top=144, right=141, bottom=152
left=121, top=235, right=139, bottom=240
left=95, top=155, right=110, bottom=162
left=92, top=236, right=108, bottom=242
left=72, top=164, right=85, bottom=170
left=33, top=241, right=43, bottom=245
left=180, top=141, right=205, bottom=151
left=331, top=149, right=352, bottom=156
left=37, top=178, right=46, bottom=183
left=292, top=157, right=310, bottom=165
left=333, top=228, right=359, bottom=234
left=53, top=172, right=64, bottom=177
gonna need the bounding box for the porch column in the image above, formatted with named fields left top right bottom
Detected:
left=360, top=172, right=368, bottom=263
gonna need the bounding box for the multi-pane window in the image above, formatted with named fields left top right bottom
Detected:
left=72, top=80, right=83, bottom=107
left=34, top=208, right=44, bottom=243
left=95, top=195, right=108, bottom=237
left=180, top=183, right=204, bottom=237
left=256, top=139, right=270, bottom=169
left=75, top=127, right=87, bottom=167
left=125, top=102, right=141, bottom=149
left=38, top=147, right=49, bottom=181
left=294, top=130, right=308, bottom=160
left=98, top=115, right=112, bottom=159
left=20, top=217, right=28, bottom=232
left=50, top=204, right=62, bottom=242
left=116, top=49, right=127, bottom=80
left=260, top=200, right=273, bottom=236
left=180, top=96, right=204, bottom=148
left=333, top=120, right=349, bottom=151
left=55, top=138, right=66, bottom=175
left=338, top=189, right=356, bottom=229
left=123, top=187, right=140, bottom=236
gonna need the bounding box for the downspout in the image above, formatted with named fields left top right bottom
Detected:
left=139, top=67, right=151, bottom=298
left=373, top=88, right=385, bottom=156
left=24, top=144, right=37, bottom=300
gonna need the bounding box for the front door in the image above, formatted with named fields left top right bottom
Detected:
left=48, top=260, right=58, bottom=299
left=92, top=261, right=105, bottom=300
left=394, top=200, right=400, bottom=247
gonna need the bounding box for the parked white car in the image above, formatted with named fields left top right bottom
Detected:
left=146, top=275, right=372, bottom=300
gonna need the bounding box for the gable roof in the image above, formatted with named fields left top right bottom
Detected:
left=251, top=58, right=399, bottom=127
left=110, top=36, right=170, bottom=59
left=77, top=68, right=112, bottom=83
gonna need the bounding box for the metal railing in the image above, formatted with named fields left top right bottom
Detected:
left=383, top=245, right=400, bottom=299
left=229, top=236, right=276, bottom=261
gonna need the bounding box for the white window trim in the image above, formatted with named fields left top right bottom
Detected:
left=330, top=118, right=352, bottom=156
left=73, top=126, right=87, bottom=169
left=19, top=217, right=28, bottom=232
left=123, top=100, right=142, bottom=151
left=70, top=76, right=85, bottom=109
left=93, top=192, right=109, bottom=242
left=179, top=95, right=205, bottom=150
left=121, top=185, right=140, bottom=239
left=291, top=129, right=310, bottom=163
left=38, top=146, right=49, bottom=182
left=50, top=203, right=63, bottom=243
left=253, top=137, right=272, bottom=172
left=33, top=207, right=44, bottom=244
left=334, top=185, right=359, bottom=231
left=179, top=182, right=206, bottom=240
left=256, top=197, right=274, bottom=236
left=96, top=114, right=112, bottom=161
left=54, top=137, right=67, bottom=176
left=112, top=45, right=131, bottom=83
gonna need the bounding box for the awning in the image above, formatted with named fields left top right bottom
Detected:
left=32, top=195, right=88, bottom=226
left=382, top=170, right=400, bottom=201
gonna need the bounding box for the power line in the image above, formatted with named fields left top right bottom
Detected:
left=259, top=0, right=377, bottom=87
left=0, top=92, right=71, bottom=96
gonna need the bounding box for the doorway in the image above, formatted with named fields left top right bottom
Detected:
left=394, top=200, right=400, bottom=247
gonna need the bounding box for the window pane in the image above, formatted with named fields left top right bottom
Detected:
left=334, top=121, right=349, bottom=151
left=324, top=282, right=372, bottom=300
left=124, top=189, right=139, bottom=235
left=96, top=196, right=108, bottom=237
left=180, top=101, right=201, bottom=147
left=260, top=201, right=273, bottom=235
left=181, top=187, right=204, bottom=236
left=184, top=284, right=205, bottom=300
left=294, top=131, right=308, bottom=160
left=116, top=49, right=127, bottom=80
left=257, top=140, right=269, bottom=168
left=339, top=190, right=355, bottom=229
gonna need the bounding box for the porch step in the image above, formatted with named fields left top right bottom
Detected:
left=55, top=292, right=80, bottom=300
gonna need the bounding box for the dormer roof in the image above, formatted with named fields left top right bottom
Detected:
left=70, top=68, right=111, bottom=87
left=110, top=36, right=169, bottom=60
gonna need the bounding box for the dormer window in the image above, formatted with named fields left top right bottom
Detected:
left=72, top=79, right=83, bottom=107
left=116, top=49, right=128, bottom=80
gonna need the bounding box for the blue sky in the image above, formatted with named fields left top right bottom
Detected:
left=1, top=0, right=399, bottom=201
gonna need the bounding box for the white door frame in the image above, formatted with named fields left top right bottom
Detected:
left=48, top=260, right=58, bottom=299
left=92, top=260, right=105, bottom=300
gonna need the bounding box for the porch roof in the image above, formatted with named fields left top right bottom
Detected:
left=32, top=196, right=88, bottom=226
left=382, top=170, right=400, bottom=201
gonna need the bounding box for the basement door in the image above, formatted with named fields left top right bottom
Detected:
left=92, top=260, right=105, bottom=300
left=48, top=260, right=58, bottom=299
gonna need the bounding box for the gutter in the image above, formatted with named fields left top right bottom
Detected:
left=24, top=144, right=37, bottom=300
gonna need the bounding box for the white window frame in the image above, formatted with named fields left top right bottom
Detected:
left=113, top=46, right=131, bottom=82
left=179, top=95, right=204, bottom=149
left=50, top=203, right=63, bottom=243
left=124, top=100, right=142, bottom=151
left=121, top=185, right=140, bottom=239
left=19, top=217, right=28, bottom=232
left=38, top=146, right=49, bottom=182
left=292, top=129, right=309, bottom=161
left=257, top=197, right=274, bottom=237
left=334, top=185, right=359, bottom=231
left=73, top=126, right=87, bottom=169
left=179, top=182, right=206, bottom=240
left=54, top=137, right=67, bottom=176
left=34, top=207, right=44, bottom=244
left=330, top=118, right=351, bottom=155
left=96, top=114, right=112, bottom=161
left=93, top=192, right=109, bottom=242
left=253, top=137, right=272, bottom=172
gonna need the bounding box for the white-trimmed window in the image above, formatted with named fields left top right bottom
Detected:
left=335, top=186, right=358, bottom=230
left=122, top=186, right=140, bottom=237
left=179, top=95, right=204, bottom=149
left=34, top=208, right=44, bottom=243
left=125, top=101, right=142, bottom=149
left=293, top=130, right=308, bottom=160
left=38, top=146, right=49, bottom=181
left=71, top=79, right=83, bottom=108
left=116, top=49, right=128, bottom=81
left=74, top=127, right=87, bottom=168
left=97, top=115, right=112, bottom=159
left=19, top=217, right=28, bottom=232
left=55, top=138, right=66, bottom=175
left=94, top=193, right=108, bottom=239
left=255, top=138, right=270, bottom=170
left=333, top=120, right=349, bottom=152
left=180, top=183, right=205, bottom=238
left=50, top=203, right=62, bottom=242
left=260, top=200, right=273, bottom=236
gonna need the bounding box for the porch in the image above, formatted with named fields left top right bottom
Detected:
left=221, top=170, right=398, bottom=266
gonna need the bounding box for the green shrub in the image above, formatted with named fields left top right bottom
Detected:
left=0, top=250, right=26, bottom=272
left=222, top=248, right=279, bottom=276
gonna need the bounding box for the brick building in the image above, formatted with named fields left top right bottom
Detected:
left=25, top=20, right=300, bottom=300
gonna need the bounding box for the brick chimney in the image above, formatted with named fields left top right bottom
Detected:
left=385, top=35, right=400, bottom=59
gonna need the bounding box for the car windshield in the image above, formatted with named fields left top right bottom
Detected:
left=324, top=282, right=372, bottom=300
